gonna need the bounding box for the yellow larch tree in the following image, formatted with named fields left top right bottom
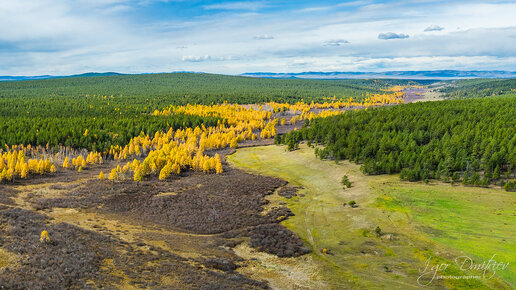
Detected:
left=63, top=157, right=70, bottom=168
left=230, top=137, right=238, bottom=148
left=134, top=167, right=143, bottom=183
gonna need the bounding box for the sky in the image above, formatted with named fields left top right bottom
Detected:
left=1, top=0, right=516, bottom=75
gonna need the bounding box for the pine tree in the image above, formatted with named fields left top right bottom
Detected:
left=470, top=172, right=480, bottom=185
left=493, top=165, right=501, bottom=180
left=98, top=171, right=106, bottom=180
left=452, top=172, right=460, bottom=182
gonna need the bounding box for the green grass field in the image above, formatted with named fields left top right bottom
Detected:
left=228, top=144, right=514, bottom=289
left=375, top=183, right=516, bottom=287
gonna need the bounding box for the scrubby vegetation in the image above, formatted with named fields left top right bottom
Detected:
left=505, top=180, right=516, bottom=192
left=341, top=175, right=351, bottom=188
left=279, top=95, right=516, bottom=188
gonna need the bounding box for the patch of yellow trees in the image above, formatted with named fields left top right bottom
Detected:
left=0, top=150, right=56, bottom=182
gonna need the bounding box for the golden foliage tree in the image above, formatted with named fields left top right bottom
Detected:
left=134, top=167, right=143, bottom=183
left=63, top=157, right=71, bottom=169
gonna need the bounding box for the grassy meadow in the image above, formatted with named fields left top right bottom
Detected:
left=228, top=144, right=514, bottom=289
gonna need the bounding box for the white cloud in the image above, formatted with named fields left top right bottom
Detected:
left=182, top=55, right=211, bottom=62
left=424, top=25, right=444, bottom=32
left=1, top=0, right=516, bottom=75
left=296, top=6, right=332, bottom=13
left=324, top=39, right=349, bottom=46
left=378, top=32, right=410, bottom=40
left=253, top=34, right=274, bottom=40
left=203, top=1, right=268, bottom=11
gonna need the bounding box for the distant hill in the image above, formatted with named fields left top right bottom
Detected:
left=63, top=72, right=124, bottom=78
left=0, top=72, right=123, bottom=82
left=2, top=70, right=516, bottom=82
left=0, top=75, right=55, bottom=82
left=241, top=70, right=516, bottom=80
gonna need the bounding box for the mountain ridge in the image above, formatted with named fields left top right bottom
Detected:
left=241, top=70, right=516, bottom=80
left=1, top=70, right=516, bottom=82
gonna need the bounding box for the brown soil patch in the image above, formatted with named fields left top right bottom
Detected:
left=0, top=158, right=311, bottom=288
left=0, top=207, right=268, bottom=289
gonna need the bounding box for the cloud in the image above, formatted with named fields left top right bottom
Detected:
left=297, top=6, right=332, bottom=13
left=378, top=32, right=410, bottom=40
left=182, top=55, right=211, bottom=62
left=337, top=1, right=372, bottom=8
left=139, top=0, right=185, bottom=4
left=1, top=0, right=516, bottom=75
left=288, top=59, right=312, bottom=68
left=424, top=25, right=444, bottom=32
left=203, top=1, right=268, bottom=11
left=324, top=39, right=349, bottom=46
left=103, top=4, right=133, bottom=14
left=253, top=34, right=274, bottom=40
left=75, top=0, right=131, bottom=7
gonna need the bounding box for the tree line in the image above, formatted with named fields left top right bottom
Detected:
left=277, top=95, right=516, bottom=190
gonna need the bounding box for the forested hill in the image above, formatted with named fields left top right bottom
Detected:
left=0, top=73, right=426, bottom=104
left=279, top=94, right=516, bottom=189
left=440, top=78, right=516, bottom=99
